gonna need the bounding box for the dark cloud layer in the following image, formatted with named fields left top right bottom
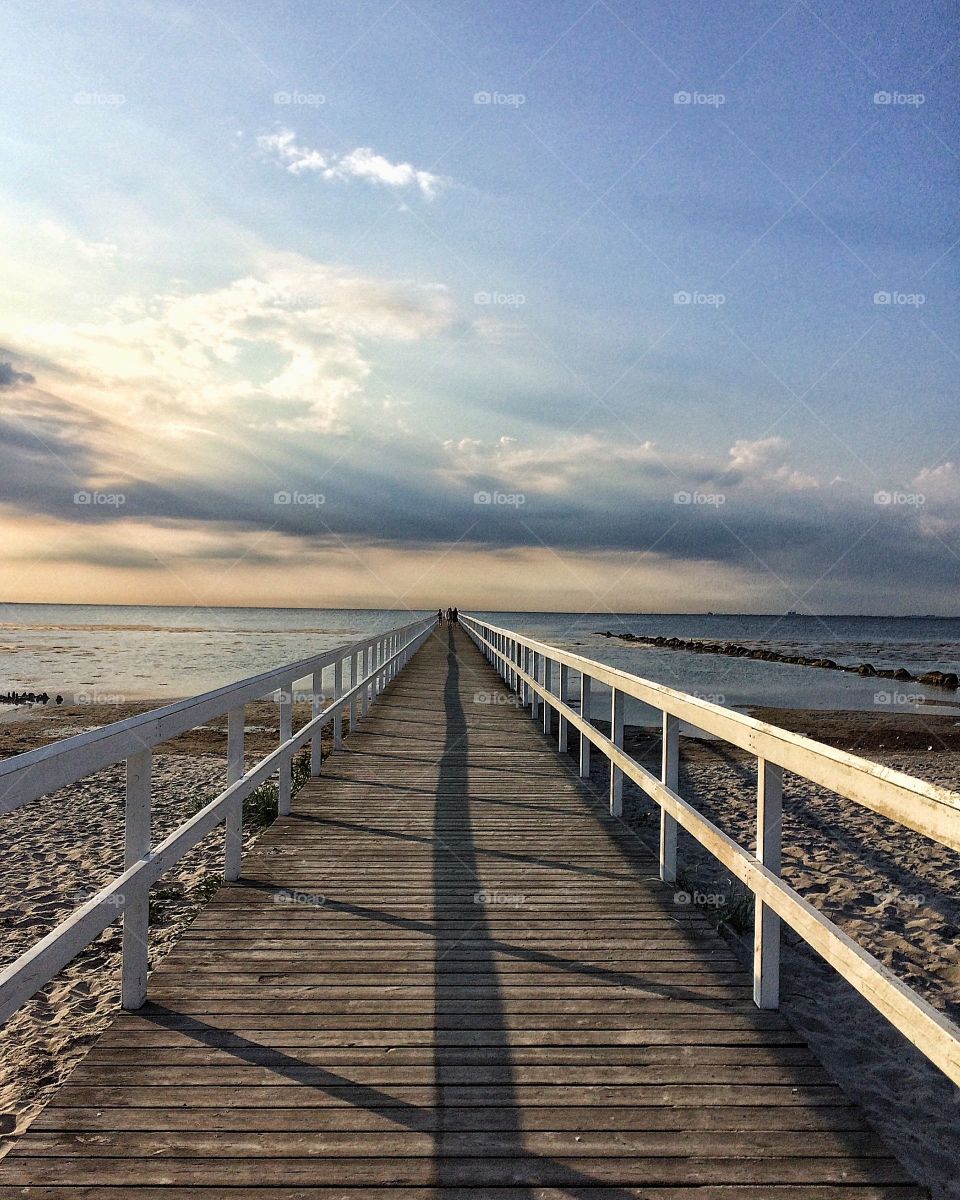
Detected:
left=0, top=361, right=36, bottom=389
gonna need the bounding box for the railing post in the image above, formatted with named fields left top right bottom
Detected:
left=278, top=685, right=293, bottom=816
left=224, top=706, right=244, bottom=882
left=754, top=758, right=783, bottom=1009
left=121, top=749, right=151, bottom=1010
left=579, top=672, right=591, bottom=778
left=362, top=646, right=371, bottom=717
left=558, top=663, right=569, bottom=752
left=353, top=651, right=362, bottom=730
left=609, top=687, right=624, bottom=816
left=310, top=671, right=323, bottom=776
left=542, top=656, right=552, bottom=734
left=530, top=651, right=540, bottom=721
left=660, top=712, right=679, bottom=883
left=334, top=658, right=343, bottom=748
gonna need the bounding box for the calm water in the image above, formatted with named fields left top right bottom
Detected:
left=473, top=610, right=960, bottom=721
left=1, top=604, right=959, bottom=719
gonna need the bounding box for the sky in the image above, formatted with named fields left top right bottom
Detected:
left=0, top=0, right=957, bottom=614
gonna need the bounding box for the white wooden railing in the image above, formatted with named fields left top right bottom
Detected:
left=0, top=616, right=434, bottom=1023
left=460, top=614, right=960, bottom=1087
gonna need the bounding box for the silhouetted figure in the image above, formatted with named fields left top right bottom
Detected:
left=56, top=695, right=63, bottom=705
left=437, top=609, right=443, bottom=627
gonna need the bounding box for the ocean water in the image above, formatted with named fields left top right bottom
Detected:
left=1, top=604, right=959, bottom=719
left=471, top=611, right=960, bottom=723
left=0, top=605, right=426, bottom=710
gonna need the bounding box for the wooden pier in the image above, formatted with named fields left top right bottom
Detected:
left=0, top=624, right=923, bottom=1196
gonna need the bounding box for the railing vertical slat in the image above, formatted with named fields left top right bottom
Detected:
left=609, top=687, right=624, bottom=816
left=558, top=663, right=569, bottom=752
left=660, top=712, right=679, bottom=883
left=361, top=648, right=370, bottom=717
left=310, top=671, right=323, bottom=776
left=121, top=749, right=151, bottom=1010
left=224, top=707, right=244, bottom=882
left=755, top=758, right=783, bottom=1009
left=542, top=657, right=552, bottom=734
left=579, top=673, right=592, bottom=777
left=353, top=651, right=363, bottom=728
left=278, top=686, right=293, bottom=816
left=334, top=659, right=343, bottom=749
left=530, top=651, right=540, bottom=721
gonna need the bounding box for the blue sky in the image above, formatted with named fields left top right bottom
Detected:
left=0, top=0, right=957, bottom=612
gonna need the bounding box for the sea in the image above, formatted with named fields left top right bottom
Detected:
left=2, top=604, right=960, bottom=723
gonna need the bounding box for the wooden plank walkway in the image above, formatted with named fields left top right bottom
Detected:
left=0, top=625, right=923, bottom=1198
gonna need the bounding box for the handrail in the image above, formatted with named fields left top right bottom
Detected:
left=460, top=613, right=960, bottom=1088
left=0, top=616, right=432, bottom=815
left=0, top=616, right=434, bottom=1023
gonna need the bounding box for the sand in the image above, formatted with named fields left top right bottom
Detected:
left=0, top=701, right=958, bottom=1196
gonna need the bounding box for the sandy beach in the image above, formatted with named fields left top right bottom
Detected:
left=0, top=699, right=958, bottom=1196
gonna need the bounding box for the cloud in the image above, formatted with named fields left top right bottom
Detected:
left=38, top=219, right=118, bottom=262
left=914, top=462, right=960, bottom=500
left=257, top=129, right=448, bottom=198
left=439, top=431, right=822, bottom=500
left=726, top=437, right=819, bottom=490
left=0, top=361, right=35, bottom=389
left=0, top=253, right=456, bottom=440
left=257, top=129, right=328, bottom=175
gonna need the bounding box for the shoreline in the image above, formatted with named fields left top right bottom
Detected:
left=4, top=696, right=960, bottom=761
